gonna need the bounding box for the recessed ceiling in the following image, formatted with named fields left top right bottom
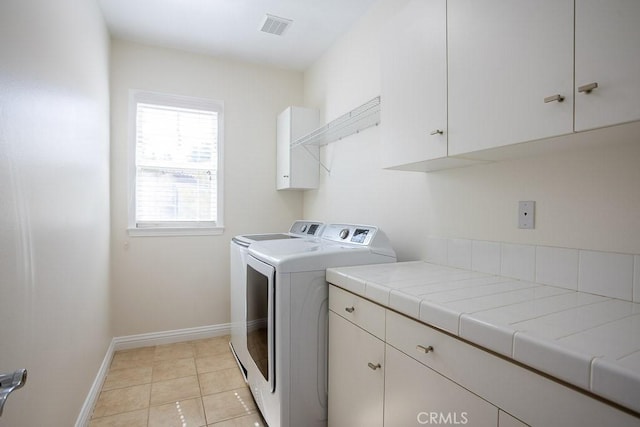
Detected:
left=97, top=0, right=378, bottom=71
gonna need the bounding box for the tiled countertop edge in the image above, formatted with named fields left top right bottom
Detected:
left=326, top=262, right=640, bottom=415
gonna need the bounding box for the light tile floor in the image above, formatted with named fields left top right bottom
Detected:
left=89, top=335, right=267, bottom=427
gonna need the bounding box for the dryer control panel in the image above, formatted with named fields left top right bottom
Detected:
left=321, top=224, right=378, bottom=246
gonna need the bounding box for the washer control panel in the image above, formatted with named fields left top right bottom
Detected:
left=289, top=221, right=324, bottom=237
left=322, top=224, right=378, bottom=246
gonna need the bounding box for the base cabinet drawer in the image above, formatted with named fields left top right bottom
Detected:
left=384, top=344, right=498, bottom=427
left=329, top=284, right=385, bottom=339
left=385, top=309, right=640, bottom=426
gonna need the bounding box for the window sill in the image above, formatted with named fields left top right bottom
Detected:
left=127, top=226, right=225, bottom=237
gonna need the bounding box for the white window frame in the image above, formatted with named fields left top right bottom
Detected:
left=127, top=90, right=224, bottom=236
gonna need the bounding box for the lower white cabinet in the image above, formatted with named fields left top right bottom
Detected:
left=499, top=410, right=530, bottom=427
left=384, top=344, right=498, bottom=427
left=328, top=285, right=640, bottom=427
left=328, top=311, right=384, bottom=427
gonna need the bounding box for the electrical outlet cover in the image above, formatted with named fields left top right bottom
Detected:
left=519, top=201, right=535, bottom=229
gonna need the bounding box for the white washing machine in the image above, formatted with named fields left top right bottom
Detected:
left=229, top=221, right=324, bottom=378
left=244, top=224, right=396, bottom=427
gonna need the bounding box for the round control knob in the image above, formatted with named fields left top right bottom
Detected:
left=301, top=225, right=308, bottom=233
left=339, top=228, right=350, bottom=240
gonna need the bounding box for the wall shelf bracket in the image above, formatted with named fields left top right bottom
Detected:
left=291, top=96, right=381, bottom=149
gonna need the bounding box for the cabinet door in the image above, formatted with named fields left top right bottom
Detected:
left=380, top=0, right=447, bottom=168
left=448, top=0, right=574, bottom=156
left=328, top=312, right=384, bottom=427
left=276, top=107, right=319, bottom=190
left=499, top=410, right=529, bottom=427
left=575, top=0, right=640, bottom=131
left=384, top=344, right=498, bottom=427
left=276, top=108, right=292, bottom=189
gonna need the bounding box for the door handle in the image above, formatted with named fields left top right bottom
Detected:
left=0, top=369, right=27, bottom=417
left=544, top=94, right=565, bottom=103
left=578, top=82, right=598, bottom=94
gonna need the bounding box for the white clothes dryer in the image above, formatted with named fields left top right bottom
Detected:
left=229, top=221, right=324, bottom=379
left=243, top=224, right=396, bottom=427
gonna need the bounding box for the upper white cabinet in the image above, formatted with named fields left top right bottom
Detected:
left=276, top=106, right=319, bottom=190
left=381, top=0, right=447, bottom=168
left=447, top=0, right=574, bottom=156
left=574, top=0, right=640, bottom=131
left=381, top=0, right=640, bottom=170
left=380, top=0, right=479, bottom=171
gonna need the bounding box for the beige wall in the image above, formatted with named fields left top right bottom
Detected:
left=0, top=0, right=111, bottom=425
left=303, top=0, right=640, bottom=259
left=110, top=40, right=305, bottom=336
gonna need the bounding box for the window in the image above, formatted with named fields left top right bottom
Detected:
left=129, top=91, right=224, bottom=235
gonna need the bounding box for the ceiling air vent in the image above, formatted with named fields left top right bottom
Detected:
left=260, top=14, right=293, bottom=36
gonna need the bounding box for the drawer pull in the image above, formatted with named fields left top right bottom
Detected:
left=544, top=94, right=565, bottom=103
left=416, top=345, right=434, bottom=354
left=368, top=362, right=382, bottom=371
left=578, top=82, right=598, bottom=94
left=345, top=306, right=355, bottom=313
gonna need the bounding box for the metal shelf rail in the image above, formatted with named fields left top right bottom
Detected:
left=290, top=96, right=381, bottom=149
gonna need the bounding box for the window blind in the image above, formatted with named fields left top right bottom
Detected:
left=135, top=102, right=218, bottom=226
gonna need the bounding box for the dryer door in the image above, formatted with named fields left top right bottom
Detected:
left=246, top=255, right=276, bottom=392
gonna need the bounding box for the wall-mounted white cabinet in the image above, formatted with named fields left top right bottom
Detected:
left=448, top=0, right=640, bottom=157
left=574, top=0, right=640, bottom=132
left=380, top=0, right=447, bottom=168
left=380, top=0, right=480, bottom=171
left=382, top=0, right=640, bottom=171
left=447, top=0, right=574, bottom=156
left=276, top=106, right=319, bottom=190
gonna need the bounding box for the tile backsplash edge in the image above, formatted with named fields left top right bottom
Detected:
left=425, top=237, right=639, bottom=303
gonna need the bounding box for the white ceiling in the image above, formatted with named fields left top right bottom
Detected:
left=98, top=0, right=378, bottom=71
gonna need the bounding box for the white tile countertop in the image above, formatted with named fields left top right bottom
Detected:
left=326, top=261, right=640, bottom=414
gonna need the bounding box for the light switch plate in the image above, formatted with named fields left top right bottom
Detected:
left=519, top=201, right=535, bottom=229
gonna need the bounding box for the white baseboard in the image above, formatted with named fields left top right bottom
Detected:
left=113, top=323, right=231, bottom=351
left=75, top=340, right=115, bottom=427
left=75, top=323, right=231, bottom=427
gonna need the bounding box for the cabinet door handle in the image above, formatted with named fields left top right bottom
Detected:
left=344, top=306, right=355, bottom=313
left=367, top=362, right=382, bottom=371
left=430, top=129, right=444, bottom=136
left=416, top=345, right=434, bottom=354
left=544, top=94, right=565, bottom=103
left=578, top=82, right=598, bottom=94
